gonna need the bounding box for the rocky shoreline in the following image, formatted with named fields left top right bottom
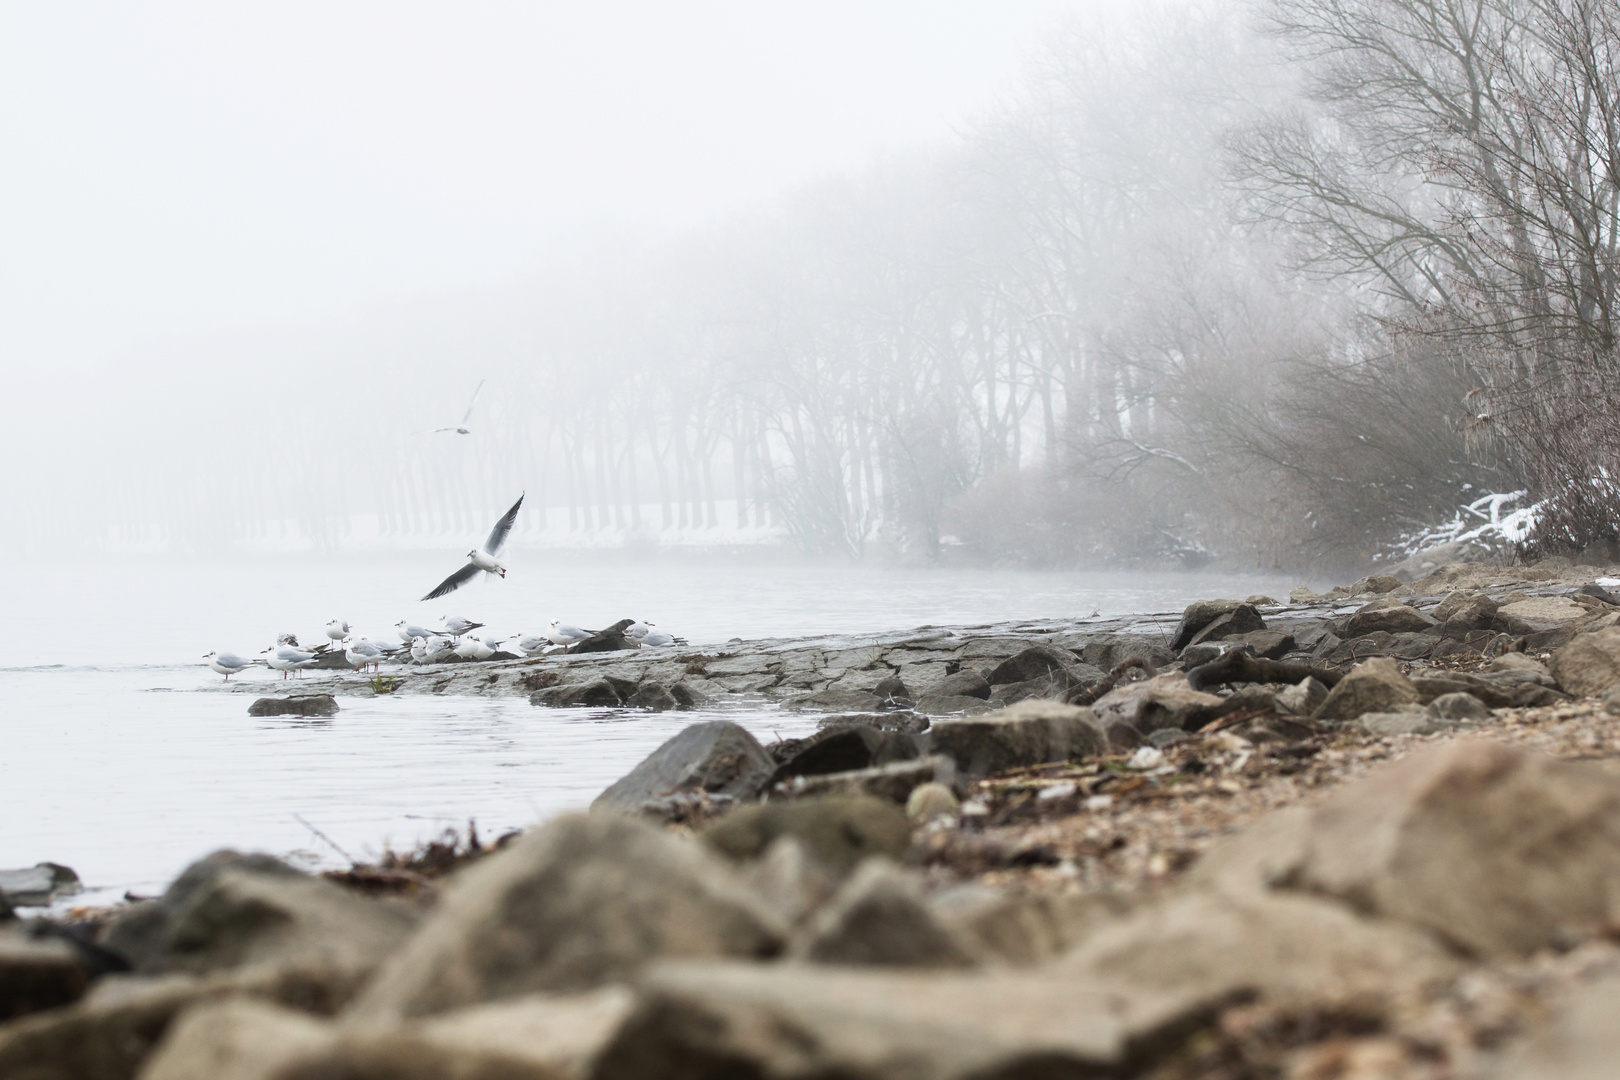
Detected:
left=8, top=557, right=1620, bottom=1077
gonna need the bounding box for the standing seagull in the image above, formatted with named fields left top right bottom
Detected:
left=432, top=379, right=485, bottom=435
left=422, top=494, right=525, bottom=601
left=325, top=619, right=350, bottom=645
left=204, top=651, right=258, bottom=681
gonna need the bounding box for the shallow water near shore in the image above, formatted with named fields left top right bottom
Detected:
left=0, top=553, right=1309, bottom=902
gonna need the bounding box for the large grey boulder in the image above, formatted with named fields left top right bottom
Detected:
left=1295, top=740, right=1620, bottom=956
left=769, top=725, right=919, bottom=783
left=1169, top=599, right=1248, bottom=652
left=1184, top=606, right=1266, bottom=650
left=591, top=721, right=774, bottom=811
left=348, top=813, right=784, bottom=1021
left=984, top=646, right=1086, bottom=687
left=927, top=700, right=1107, bottom=777
left=592, top=960, right=1236, bottom=1080
left=101, top=852, right=414, bottom=979
left=1313, top=657, right=1421, bottom=722
left=929, top=669, right=991, bottom=699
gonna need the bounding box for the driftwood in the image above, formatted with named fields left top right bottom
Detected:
left=1185, top=651, right=1342, bottom=692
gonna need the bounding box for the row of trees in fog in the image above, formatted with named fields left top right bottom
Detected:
left=12, top=0, right=1619, bottom=566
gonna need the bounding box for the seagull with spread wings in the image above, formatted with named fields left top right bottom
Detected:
left=422, top=493, right=525, bottom=601
left=432, top=379, right=485, bottom=435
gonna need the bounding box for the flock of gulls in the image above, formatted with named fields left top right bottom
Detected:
left=201, top=488, right=681, bottom=681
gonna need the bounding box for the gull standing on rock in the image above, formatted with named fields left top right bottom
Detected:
left=344, top=638, right=397, bottom=672
left=546, top=620, right=592, bottom=649
left=453, top=634, right=495, bottom=661
left=325, top=619, right=350, bottom=646
left=204, top=651, right=258, bottom=681
left=264, top=643, right=321, bottom=679
left=422, top=494, right=525, bottom=601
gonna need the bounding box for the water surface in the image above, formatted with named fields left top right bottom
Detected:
left=0, top=554, right=1309, bottom=901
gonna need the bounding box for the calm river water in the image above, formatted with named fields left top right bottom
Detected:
left=0, top=553, right=1310, bottom=903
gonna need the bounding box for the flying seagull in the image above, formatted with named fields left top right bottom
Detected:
left=422, top=493, right=524, bottom=601
left=433, top=379, right=485, bottom=435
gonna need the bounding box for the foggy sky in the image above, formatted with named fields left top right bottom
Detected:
left=0, top=1, right=1105, bottom=374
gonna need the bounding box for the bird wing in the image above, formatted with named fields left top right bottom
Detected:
left=422, top=563, right=481, bottom=601
left=460, top=379, right=486, bottom=426
left=483, top=492, right=525, bottom=555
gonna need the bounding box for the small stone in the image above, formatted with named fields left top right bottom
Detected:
left=247, top=694, right=340, bottom=718
left=1314, top=657, right=1421, bottom=722
left=1428, top=691, right=1490, bottom=722
left=1344, top=603, right=1438, bottom=637
left=1275, top=676, right=1329, bottom=716
left=905, top=782, right=959, bottom=822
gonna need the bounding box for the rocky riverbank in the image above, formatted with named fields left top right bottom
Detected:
left=8, top=557, right=1620, bottom=1077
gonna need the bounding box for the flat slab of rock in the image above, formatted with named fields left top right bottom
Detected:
left=247, top=695, right=339, bottom=718
left=1497, top=595, right=1589, bottom=634
left=592, top=721, right=775, bottom=810
left=928, top=700, right=1107, bottom=777
left=1345, top=602, right=1437, bottom=636
left=593, top=960, right=1236, bottom=1080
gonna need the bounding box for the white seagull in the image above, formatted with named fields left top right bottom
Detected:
left=546, top=620, right=592, bottom=648
left=344, top=638, right=397, bottom=672
left=441, top=615, right=485, bottom=638
left=204, top=651, right=259, bottom=681
left=504, top=633, right=550, bottom=656
left=640, top=630, right=679, bottom=648
left=325, top=619, right=350, bottom=645
left=410, top=634, right=453, bottom=664
left=264, top=643, right=320, bottom=679
left=422, top=494, right=524, bottom=601
left=453, top=634, right=496, bottom=661
left=432, top=379, right=485, bottom=435
left=625, top=621, right=653, bottom=641
left=396, top=620, right=441, bottom=644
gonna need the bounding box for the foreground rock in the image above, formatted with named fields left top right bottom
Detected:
left=590, top=721, right=774, bottom=813
left=349, top=813, right=783, bottom=1021
left=102, top=852, right=414, bottom=979
left=592, top=960, right=1234, bottom=1080
left=1292, top=739, right=1620, bottom=956
left=141, top=989, right=635, bottom=1080
left=787, top=860, right=979, bottom=967
left=0, top=928, right=90, bottom=1021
